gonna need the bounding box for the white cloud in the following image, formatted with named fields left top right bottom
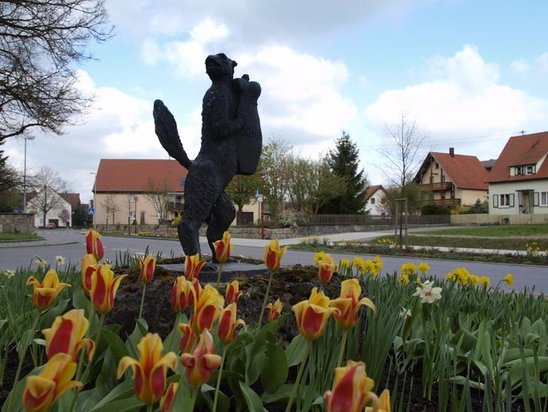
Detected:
left=364, top=45, right=548, bottom=146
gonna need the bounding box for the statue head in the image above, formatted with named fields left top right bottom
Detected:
left=205, top=53, right=237, bottom=80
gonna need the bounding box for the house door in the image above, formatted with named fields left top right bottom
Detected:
left=518, top=190, right=533, bottom=214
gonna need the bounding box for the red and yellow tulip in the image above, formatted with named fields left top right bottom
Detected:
left=184, top=253, right=206, bottom=281
left=89, top=264, right=126, bottom=314
left=181, top=329, right=222, bottom=388
left=264, top=239, right=287, bottom=271
left=366, top=389, right=391, bottom=412
left=26, top=269, right=70, bottom=311
left=217, top=303, right=246, bottom=344
left=225, top=280, right=242, bottom=304
left=138, top=255, right=156, bottom=283
left=190, top=285, right=224, bottom=333
left=80, top=254, right=98, bottom=295
left=292, top=288, right=335, bottom=340
left=42, top=309, right=95, bottom=362
left=178, top=323, right=197, bottom=354
left=317, top=253, right=337, bottom=284
left=324, top=361, right=377, bottom=412
left=160, top=382, right=178, bottom=412
left=266, top=299, right=283, bottom=322
left=331, top=278, right=376, bottom=330
left=170, top=276, right=200, bottom=312
left=117, top=333, right=177, bottom=405
left=85, top=229, right=104, bottom=261
left=213, top=231, right=231, bottom=264
left=22, top=353, right=83, bottom=412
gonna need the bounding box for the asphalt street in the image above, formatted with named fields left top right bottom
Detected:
left=1, top=229, right=547, bottom=293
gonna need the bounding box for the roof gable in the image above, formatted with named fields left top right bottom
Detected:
left=94, top=159, right=188, bottom=192
left=487, top=131, right=548, bottom=183
left=363, top=185, right=386, bottom=201
left=415, top=152, right=489, bottom=190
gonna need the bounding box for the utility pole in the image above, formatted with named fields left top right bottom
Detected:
left=22, top=136, right=35, bottom=212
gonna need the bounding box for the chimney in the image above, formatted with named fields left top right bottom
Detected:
left=449, top=147, right=455, bottom=157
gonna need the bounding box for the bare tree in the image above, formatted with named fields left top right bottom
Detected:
left=102, top=194, right=120, bottom=226
left=379, top=112, right=428, bottom=193
left=143, top=178, right=171, bottom=223
left=28, top=166, right=68, bottom=227
left=260, top=138, right=293, bottom=223
left=0, top=1, right=113, bottom=142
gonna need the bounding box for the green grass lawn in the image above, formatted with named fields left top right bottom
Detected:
left=413, top=224, right=548, bottom=237
left=399, top=235, right=547, bottom=251
left=0, top=232, right=42, bottom=242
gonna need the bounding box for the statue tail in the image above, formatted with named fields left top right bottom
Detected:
left=153, top=99, right=192, bottom=169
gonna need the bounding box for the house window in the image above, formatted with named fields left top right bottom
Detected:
left=370, top=198, right=376, bottom=204
left=540, top=192, right=548, bottom=207
left=514, top=165, right=536, bottom=175
left=493, top=194, right=515, bottom=208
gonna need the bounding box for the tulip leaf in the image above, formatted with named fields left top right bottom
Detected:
left=89, top=396, right=144, bottom=412
left=101, top=327, right=128, bottom=364
left=261, top=339, right=288, bottom=394
left=239, top=381, right=267, bottom=412
left=507, top=356, right=548, bottom=387
left=201, top=383, right=230, bottom=412
left=285, top=334, right=307, bottom=367
left=88, top=379, right=136, bottom=411
left=261, top=384, right=293, bottom=404
left=39, top=298, right=69, bottom=328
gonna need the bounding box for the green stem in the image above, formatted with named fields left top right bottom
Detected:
left=14, top=310, right=40, bottom=384
left=215, top=263, right=224, bottom=289
left=82, top=312, right=106, bottom=385
left=258, top=270, right=274, bottom=326
left=189, top=386, right=199, bottom=411
left=212, top=345, right=228, bottom=412
left=166, top=312, right=181, bottom=352
left=146, top=404, right=153, bottom=412
left=138, top=282, right=147, bottom=320
left=336, top=329, right=349, bottom=367
left=285, top=340, right=311, bottom=412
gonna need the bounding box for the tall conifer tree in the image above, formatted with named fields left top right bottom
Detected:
left=320, top=131, right=368, bottom=214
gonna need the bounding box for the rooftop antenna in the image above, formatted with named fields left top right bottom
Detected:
left=520, top=130, right=526, bottom=135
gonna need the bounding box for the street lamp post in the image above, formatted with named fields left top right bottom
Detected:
left=22, top=136, right=35, bottom=213
left=90, top=172, right=96, bottom=229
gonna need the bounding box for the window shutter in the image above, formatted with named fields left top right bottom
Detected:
left=534, top=192, right=539, bottom=207
left=509, top=193, right=515, bottom=207
left=493, top=194, right=499, bottom=208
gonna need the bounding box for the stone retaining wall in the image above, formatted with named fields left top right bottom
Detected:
left=0, top=213, right=36, bottom=233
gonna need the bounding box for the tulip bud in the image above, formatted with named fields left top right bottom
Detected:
left=184, top=254, right=206, bottom=281
left=90, top=264, right=126, bottom=314
left=263, top=239, right=287, bottom=271
left=213, top=231, right=231, bottom=263
left=160, top=382, right=179, bottom=412
left=85, top=229, right=104, bottom=261
left=178, top=323, right=197, bottom=353
left=225, top=280, right=242, bottom=304
left=190, top=285, right=224, bottom=334
left=217, top=303, right=245, bottom=344
left=81, top=253, right=98, bottom=295
left=266, top=299, right=283, bottom=322
left=138, top=255, right=156, bottom=283
left=324, top=361, right=376, bottom=412
left=331, top=279, right=376, bottom=330
left=170, top=276, right=200, bottom=313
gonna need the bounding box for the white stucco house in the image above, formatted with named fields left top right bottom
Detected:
left=363, top=185, right=388, bottom=215
left=487, top=131, right=548, bottom=216
left=27, top=189, right=76, bottom=228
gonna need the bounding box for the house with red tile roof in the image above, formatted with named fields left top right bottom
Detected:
left=363, top=185, right=388, bottom=215
left=92, top=159, right=188, bottom=226
left=413, top=148, right=489, bottom=209
left=486, top=131, right=548, bottom=216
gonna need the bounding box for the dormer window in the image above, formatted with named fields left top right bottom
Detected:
left=513, top=165, right=536, bottom=176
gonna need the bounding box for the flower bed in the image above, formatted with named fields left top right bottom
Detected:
left=0, top=230, right=547, bottom=411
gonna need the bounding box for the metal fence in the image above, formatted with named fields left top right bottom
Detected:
left=297, top=214, right=451, bottom=226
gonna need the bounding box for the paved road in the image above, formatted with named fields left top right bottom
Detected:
left=1, top=229, right=547, bottom=294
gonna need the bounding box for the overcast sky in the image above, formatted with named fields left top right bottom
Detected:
left=4, top=0, right=548, bottom=203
